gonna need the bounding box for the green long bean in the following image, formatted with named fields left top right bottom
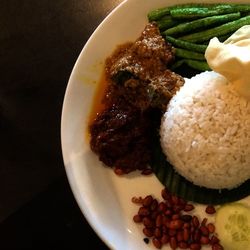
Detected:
left=148, top=7, right=170, bottom=22
left=175, top=48, right=205, bottom=60
left=165, top=36, right=207, bottom=53
left=171, top=59, right=211, bottom=71
left=163, top=12, right=240, bottom=36
left=147, top=3, right=206, bottom=21
left=179, top=15, right=250, bottom=43
left=170, top=4, right=250, bottom=19
left=156, top=16, right=183, bottom=30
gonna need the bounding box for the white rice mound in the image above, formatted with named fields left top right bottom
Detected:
left=160, top=71, right=250, bottom=190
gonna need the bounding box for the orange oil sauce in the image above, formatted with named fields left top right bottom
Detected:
left=86, top=69, right=108, bottom=140
left=86, top=43, right=132, bottom=141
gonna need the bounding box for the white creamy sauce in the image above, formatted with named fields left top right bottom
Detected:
left=205, top=25, right=250, bottom=100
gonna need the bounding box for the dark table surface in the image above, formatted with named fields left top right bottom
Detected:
left=0, top=0, right=123, bottom=248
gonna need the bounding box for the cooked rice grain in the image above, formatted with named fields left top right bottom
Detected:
left=160, top=71, right=250, bottom=189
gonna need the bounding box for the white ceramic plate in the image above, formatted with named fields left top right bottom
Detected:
left=61, top=0, right=249, bottom=249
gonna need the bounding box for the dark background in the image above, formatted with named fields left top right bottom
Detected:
left=0, top=0, right=122, bottom=248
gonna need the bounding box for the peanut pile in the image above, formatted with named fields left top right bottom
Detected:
left=132, top=188, right=224, bottom=250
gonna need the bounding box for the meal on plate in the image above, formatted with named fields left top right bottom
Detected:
left=88, top=3, right=250, bottom=250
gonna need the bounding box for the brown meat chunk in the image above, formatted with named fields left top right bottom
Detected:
left=104, top=22, right=184, bottom=111
left=106, top=22, right=175, bottom=81
left=148, top=70, right=184, bottom=110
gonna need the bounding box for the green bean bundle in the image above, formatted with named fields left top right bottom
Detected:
left=147, top=3, right=250, bottom=72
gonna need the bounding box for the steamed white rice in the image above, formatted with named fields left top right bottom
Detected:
left=160, top=71, right=250, bottom=189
